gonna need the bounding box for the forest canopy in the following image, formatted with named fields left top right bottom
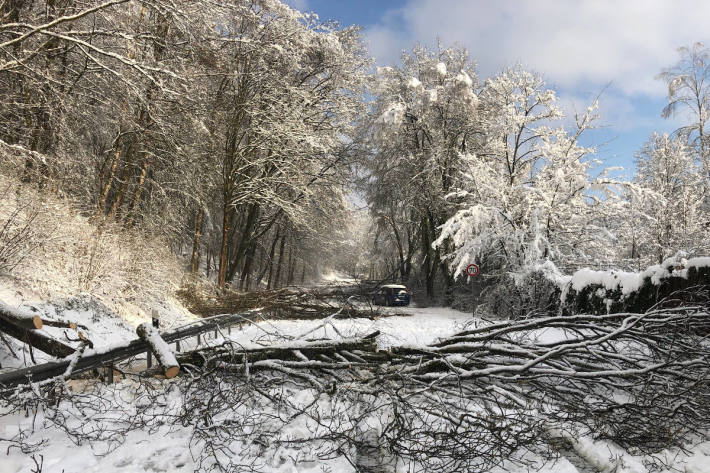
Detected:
left=1, top=0, right=708, bottom=304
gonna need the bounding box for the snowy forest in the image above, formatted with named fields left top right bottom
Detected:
left=1, top=1, right=710, bottom=472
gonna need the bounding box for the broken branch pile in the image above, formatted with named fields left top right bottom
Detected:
left=2, top=296, right=709, bottom=472
left=174, top=302, right=710, bottom=455
left=178, top=286, right=405, bottom=319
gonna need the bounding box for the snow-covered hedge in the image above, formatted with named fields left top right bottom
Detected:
left=559, top=254, right=710, bottom=315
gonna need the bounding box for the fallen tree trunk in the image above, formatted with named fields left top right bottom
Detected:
left=0, top=317, right=75, bottom=358
left=178, top=330, right=381, bottom=367
left=136, top=323, right=179, bottom=379
left=177, top=286, right=407, bottom=320
left=0, top=301, right=43, bottom=330
left=0, top=312, right=252, bottom=388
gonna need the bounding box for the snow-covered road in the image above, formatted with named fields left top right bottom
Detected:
left=224, top=304, right=473, bottom=349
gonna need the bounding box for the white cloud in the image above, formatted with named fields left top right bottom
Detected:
left=557, top=90, right=666, bottom=133
left=366, top=0, right=710, bottom=97
left=283, top=0, right=309, bottom=13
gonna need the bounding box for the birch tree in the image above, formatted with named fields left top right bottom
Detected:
left=658, top=42, right=710, bottom=185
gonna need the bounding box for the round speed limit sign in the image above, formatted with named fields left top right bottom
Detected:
left=465, top=263, right=480, bottom=277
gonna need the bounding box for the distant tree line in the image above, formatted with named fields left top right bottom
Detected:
left=2, top=1, right=708, bottom=297
left=362, top=43, right=710, bottom=301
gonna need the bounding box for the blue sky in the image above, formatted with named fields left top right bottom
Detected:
left=287, top=0, right=708, bottom=176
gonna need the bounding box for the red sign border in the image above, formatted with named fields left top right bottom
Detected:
left=465, top=263, right=480, bottom=277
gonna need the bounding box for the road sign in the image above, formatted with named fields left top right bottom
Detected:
left=465, top=263, right=480, bottom=277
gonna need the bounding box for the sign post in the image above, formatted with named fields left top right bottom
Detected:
left=465, top=263, right=480, bottom=315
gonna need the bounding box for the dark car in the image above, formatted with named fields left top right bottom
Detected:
left=372, top=284, right=411, bottom=306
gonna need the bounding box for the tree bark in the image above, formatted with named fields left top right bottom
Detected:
left=256, top=234, right=278, bottom=289
left=126, top=151, right=150, bottom=221
left=239, top=241, right=256, bottom=290
left=0, top=302, right=42, bottom=330
left=227, top=203, right=260, bottom=283
left=266, top=228, right=281, bottom=290
left=273, top=235, right=286, bottom=289
left=0, top=317, right=75, bottom=358
left=108, top=140, right=136, bottom=217
left=287, top=247, right=297, bottom=286
left=99, top=102, right=127, bottom=212
left=218, top=205, right=233, bottom=289
left=190, top=208, right=204, bottom=274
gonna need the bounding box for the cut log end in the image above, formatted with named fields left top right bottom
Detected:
left=137, top=323, right=180, bottom=379
left=32, top=315, right=43, bottom=330
left=164, top=366, right=180, bottom=379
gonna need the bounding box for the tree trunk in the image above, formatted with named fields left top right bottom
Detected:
left=273, top=235, right=286, bottom=289
left=389, top=214, right=406, bottom=282
left=286, top=246, right=295, bottom=286
left=421, top=217, right=437, bottom=298
left=218, top=206, right=233, bottom=289
left=0, top=317, right=75, bottom=358
left=0, top=302, right=43, bottom=330
left=266, top=232, right=280, bottom=290
left=99, top=103, right=127, bottom=211
left=190, top=208, right=204, bottom=274
left=227, top=204, right=260, bottom=283
left=239, top=241, right=257, bottom=290
left=258, top=233, right=279, bottom=289
left=126, top=151, right=150, bottom=221
left=108, top=141, right=136, bottom=217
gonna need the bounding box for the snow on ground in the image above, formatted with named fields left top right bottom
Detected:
left=1, top=304, right=475, bottom=473
left=0, top=295, right=140, bottom=370
left=2, top=301, right=710, bottom=473
left=1, top=393, right=196, bottom=473
left=232, top=304, right=472, bottom=349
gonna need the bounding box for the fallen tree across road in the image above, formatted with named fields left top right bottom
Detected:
left=136, top=323, right=179, bottom=379
left=2, top=292, right=710, bottom=473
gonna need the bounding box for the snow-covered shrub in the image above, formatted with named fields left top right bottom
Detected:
left=560, top=254, right=710, bottom=315
left=467, top=269, right=561, bottom=319
left=0, top=187, right=43, bottom=274
left=0, top=172, right=187, bottom=320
